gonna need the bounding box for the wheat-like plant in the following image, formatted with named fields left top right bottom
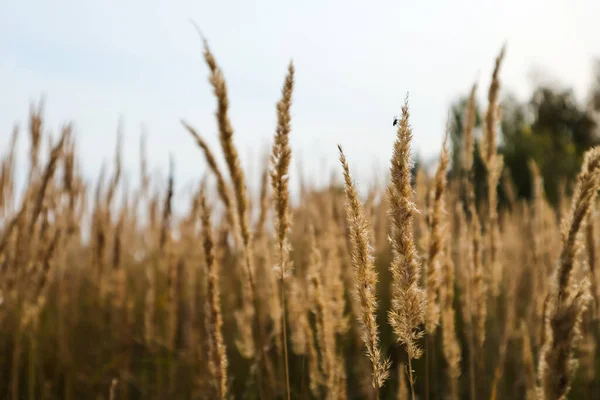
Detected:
left=387, top=95, right=426, bottom=399
left=538, top=147, right=600, bottom=400
left=339, top=145, right=391, bottom=392
left=2, top=38, right=600, bottom=400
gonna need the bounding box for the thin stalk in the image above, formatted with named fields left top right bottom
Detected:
left=408, top=355, right=416, bottom=400
left=12, top=327, right=22, bottom=400
left=280, top=274, right=291, bottom=400
left=29, top=333, right=36, bottom=400
left=468, top=333, right=476, bottom=400
left=248, top=268, right=276, bottom=396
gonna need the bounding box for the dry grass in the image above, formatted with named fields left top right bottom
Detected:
left=0, top=42, right=599, bottom=400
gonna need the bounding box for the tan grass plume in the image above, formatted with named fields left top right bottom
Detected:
left=387, top=95, right=426, bottom=397
left=425, top=128, right=450, bottom=333
left=269, top=61, right=295, bottom=400
left=538, top=146, right=600, bottom=400
left=338, top=145, right=390, bottom=390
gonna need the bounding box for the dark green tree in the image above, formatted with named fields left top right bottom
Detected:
left=448, top=67, right=599, bottom=209
left=499, top=85, right=598, bottom=205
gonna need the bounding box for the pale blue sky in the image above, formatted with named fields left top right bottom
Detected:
left=1, top=0, right=599, bottom=202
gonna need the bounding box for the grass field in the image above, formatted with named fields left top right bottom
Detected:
left=0, top=40, right=599, bottom=400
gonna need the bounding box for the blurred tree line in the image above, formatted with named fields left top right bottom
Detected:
left=448, top=60, right=600, bottom=209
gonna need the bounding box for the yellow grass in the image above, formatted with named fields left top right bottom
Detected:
left=0, top=43, right=598, bottom=400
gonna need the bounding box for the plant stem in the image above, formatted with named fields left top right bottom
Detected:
left=280, top=272, right=291, bottom=400
left=29, top=333, right=36, bottom=400
left=408, top=355, right=416, bottom=400
left=246, top=258, right=276, bottom=397
left=468, top=332, right=476, bottom=400
left=12, top=327, right=22, bottom=400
